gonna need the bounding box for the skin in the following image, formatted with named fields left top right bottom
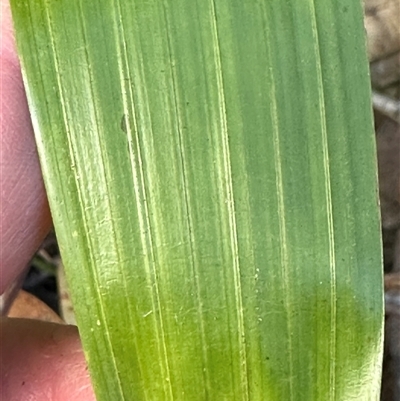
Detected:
left=0, top=0, right=95, bottom=399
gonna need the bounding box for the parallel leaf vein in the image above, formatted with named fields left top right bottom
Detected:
left=209, top=1, right=250, bottom=398
left=43, top=1, right=124, bottom=397
left=113, top=1, right=176, bottom=399
left=161, top=2, right=210, bottom=395
left=259, top=3, right=294, bottom=398
left=309, top=2, right=337, bottom=398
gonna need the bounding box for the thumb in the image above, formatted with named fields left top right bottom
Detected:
left=0, top=318, right=96, bottom=401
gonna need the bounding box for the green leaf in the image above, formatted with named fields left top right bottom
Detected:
left=11, top=0, right=383, bottom=400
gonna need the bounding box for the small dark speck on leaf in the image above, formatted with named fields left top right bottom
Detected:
left=343, top=6, right=348, bottom=13
left=120, top=114, right=127, bottom=133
